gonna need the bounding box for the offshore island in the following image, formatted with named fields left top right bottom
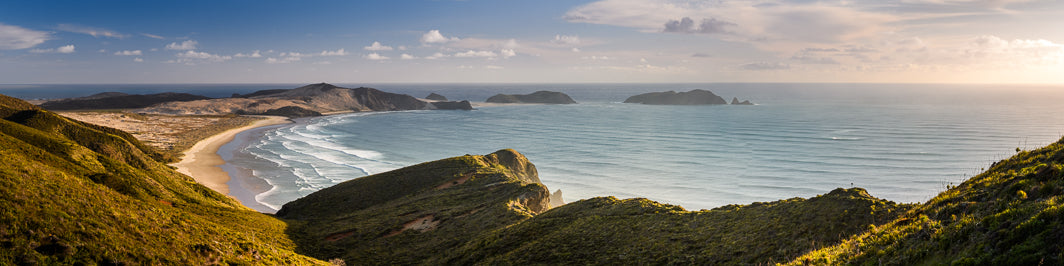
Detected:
left=0, top=84, right=1061, bottom=265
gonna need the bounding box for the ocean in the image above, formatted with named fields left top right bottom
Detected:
left=6, top=83, right=1064, bottom=213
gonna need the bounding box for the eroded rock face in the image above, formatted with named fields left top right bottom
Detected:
left=624, top=89, right=727, bottom=105
left=486, top=91, right=577, bottom=104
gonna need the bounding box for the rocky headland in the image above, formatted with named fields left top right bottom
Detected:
left=485, top=91, right=577, bottom=104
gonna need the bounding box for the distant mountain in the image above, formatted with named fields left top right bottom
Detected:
left=486, top=91, right=577, bottom=104
left=39, top=92, right=211, bottom=110
left=624, top=89, right=727, bottom=105
left=141, top=83, right=472, bottom=117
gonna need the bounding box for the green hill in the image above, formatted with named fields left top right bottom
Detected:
left=0, top=94, right=324, bottom=265
left=790, top=137, right=1064, bottom=265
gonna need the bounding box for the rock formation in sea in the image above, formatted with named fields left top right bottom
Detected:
left=624, top=89, right=727, bottom=105
left=427, top=100, right=474, bottom=110
left=425, top=93, right=449, bottom=101
left=731, top=97, right=754, bottom=105
left=485, top=91, right=577, bottom=104
left=39, top=92, right=211, bottom=110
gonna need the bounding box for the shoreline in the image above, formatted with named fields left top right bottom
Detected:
left=170, top=115, right=292, bottom=196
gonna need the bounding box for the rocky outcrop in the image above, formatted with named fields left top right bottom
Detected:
left=39, top=92, right=211, bottom=110
left=624, top=89, right=727, bottom=105
left=731, top=97, right=754, bottom=105
left=427, top=100, right=474, bottom=110
left=426, top=93, right=449, bottom=101
left=486, top=91, right=577, bottom=104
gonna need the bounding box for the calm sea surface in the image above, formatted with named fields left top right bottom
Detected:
left=6, top=83, right=1063, bottom=212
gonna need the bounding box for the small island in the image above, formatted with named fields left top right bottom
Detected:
left=624, top=89, right=727, bottom=105
left=486, top=91, right=577, bottom=104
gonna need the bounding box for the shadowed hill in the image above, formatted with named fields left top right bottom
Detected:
left=624, top=89, right=728, bottom=105
left=39, top=92, right=211, bottom=110
left=0, top=94, right=324, bottom=265
left=486, top=91, right=577, bottom=104
left=790, top=137, right=1064, bottom=265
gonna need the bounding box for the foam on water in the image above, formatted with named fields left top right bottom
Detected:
left=219, top=84, right=1064, bottom=211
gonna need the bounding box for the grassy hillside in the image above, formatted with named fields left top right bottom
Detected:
left=790, top=137, right=1064, bottom=265
left=278, top=149, right=552, bottom=265
left=440, top=188, right=910, bottom=265
left=0, top=94, right=324, bottom=265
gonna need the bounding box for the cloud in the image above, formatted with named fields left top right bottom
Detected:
left=421, top=30, right=458, bottom=44
left=691, top=53, right=712, bottom=58
left=740, top=62, right=790, bottom=70
left=500, top=49, right=516, bottom=58
left=663, top=17, right=736, bottom=34
left=0, top=23, right=50, bottom=50
left=400, top=53, right=416, bottom=60
left=790, top=55, right=840, bottom=64
left=551, top=35, right=581, bottom=45
left=234, top=50, right=263, bottom=58
left=485, top=65, right=504, bottom=69
left=56, top=24, right=127, bottom=38
left=364, top=41, right=393, bottom=51
left=364, top=53, right=389, bottom=60
left=166, top=40, right=198, bottom=50
left=265, top=57, right=301, bottom=64
left=30, top=45, right=75, bottom=54
left=172, top=50, right=231, bottom=64
left=133, top=57, right=143, bottom=62
left=114, top=50, right=142, bottom=56
left=963, top=35, right=1064, bottom=67
left=320, top=48, right=349, bottom=56
left=425, top=52, right=448, bottom=60
left=140, top=33, right=165, bottom=39
left=455, top=50, right=498, bottom=58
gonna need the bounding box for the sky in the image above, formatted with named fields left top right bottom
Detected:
left=1, top=0, right=1063, bottom=84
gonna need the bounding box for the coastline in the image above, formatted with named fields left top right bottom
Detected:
left=171, top=115, right=292, bottom=195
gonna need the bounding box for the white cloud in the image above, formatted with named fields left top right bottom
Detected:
left=485, top=65, right=504, bottom=69
left=500, top=49, right=516, bottom=58
left=0, top=23, right=50, bottom=50
left=141, top=33, right=165, bottom=39
left=663, top=17, right=736, bottom=34
left=30, top=44, right=75, bottom=54
left=265, top=57, right=301, bottom=64
left=455, top=50, right=498, bottom=58
left=234, top=50, right=263, bottom=58
left=364, top=41, right=393, bottom=51
left=56, top=24, right=127, bottom=38
left=172, top=50, right=231, bottom=64
left=166, top=40, right=198, bottom=50
left=421, top=30, right=458, bottom=44
left=400, top=53, right=416, bottom=60
left=551, top=35, right=582, bottom=45
left=320, top=48, right=349, bottom=56
left=364, top=53, right=389, bottom=60
left=572, top=48, right=581, bottom=52
left=114, top=50, right=142, bottom=56
left=133, top=57, right=144, bottom=62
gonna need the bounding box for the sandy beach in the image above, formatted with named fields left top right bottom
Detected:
left=170, top=116, right=291, bottom=195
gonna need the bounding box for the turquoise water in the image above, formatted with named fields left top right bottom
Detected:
left=209, top=84, right=1064, bottom=212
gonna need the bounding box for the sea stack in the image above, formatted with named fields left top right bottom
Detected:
left=731, top=97, right=754, bottom=105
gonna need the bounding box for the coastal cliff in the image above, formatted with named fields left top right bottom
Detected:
left=486, top=91, right=577, bottom=104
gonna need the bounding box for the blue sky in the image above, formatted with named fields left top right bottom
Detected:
left=2, top=0, right=1063, bottom=83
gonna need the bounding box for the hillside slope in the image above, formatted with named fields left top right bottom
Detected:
left=790, top=137, right=1064, bottom=265
left=0, top=94, right=324, bottom=265
left=39, top=92, right=211, bottom=110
